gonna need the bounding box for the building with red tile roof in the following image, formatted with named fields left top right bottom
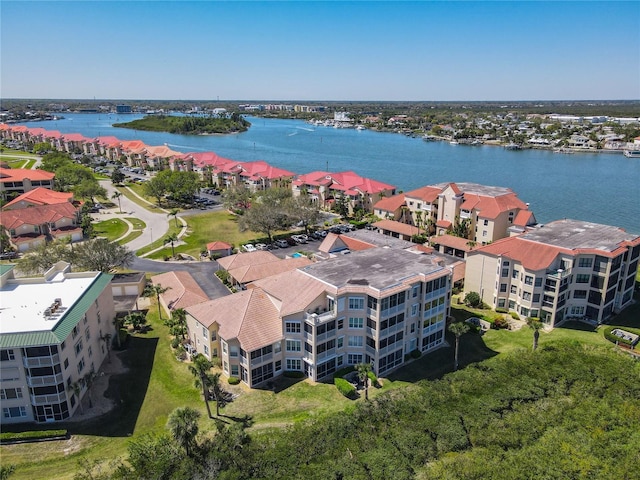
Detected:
left=293, top=170, right=396, bottom=214
left=0, top=168, right=55, bottom=200
left=0, top=202, right=82, bottom=251
left=374, top=181, right=535, bottom=245
left=151, top=271, right=209, bottom=314
left=184, top=248, right=453, bottom=388
left=464, top=219, right=640, bottom=328
left=2, top=187, right=74, bottom=210
left=206, top=241, right=233, bottom=258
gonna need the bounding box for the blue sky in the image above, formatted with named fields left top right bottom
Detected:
left=1, top=1, right=638, bottom=101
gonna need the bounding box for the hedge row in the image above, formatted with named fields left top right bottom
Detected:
left=0, top=429, right=67, bottom=443
left=603, top=326, right=640, bottom=347
left=334, top=378, right=356, bottom=398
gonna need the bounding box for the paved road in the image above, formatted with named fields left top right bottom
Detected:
left=130, top=256, right=229, bottom=300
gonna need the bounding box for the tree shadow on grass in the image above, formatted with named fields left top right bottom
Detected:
left=64, top=335, right=158, bottom=437
left=387, top=330, right=499, bottom=383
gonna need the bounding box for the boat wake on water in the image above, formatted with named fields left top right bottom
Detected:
left=165, top=143, right=208, bottom=151
left=288, top=132, right=298, bottom=137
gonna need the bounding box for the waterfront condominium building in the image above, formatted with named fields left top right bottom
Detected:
left=0, top=262, right=115, bottom=425
left=185, top=248, right=452, bottom=388
left=464, top=219, right=640, bottom=327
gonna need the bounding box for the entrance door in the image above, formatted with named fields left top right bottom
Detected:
left=44, top=405, right=55, bottom=422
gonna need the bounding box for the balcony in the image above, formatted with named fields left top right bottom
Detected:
left=23, top=354, right=60, bottom=368
left=421, top=204, right=432, bottom=212
left=546, top=268, right=572, bottom=280
left=304, top=309, right=336, bottom=324
left=30, top=392, right=67, bottom=406
left=27, top=373, right=64, bottom=387
left=317, top=348, right=336, bottom=361
left=460, top=210, right=471, bottom=220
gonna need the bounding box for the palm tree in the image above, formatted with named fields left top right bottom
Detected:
left=111, top=191, right=122, bottom=213
left=166, top=406, right=200, bottom=457
left=189, top=354, right=214, bottom=419
left=163, top=233, right=178, bottom=259
left=168, top=209, right=180, bottom=228
left=68, top=380, right=84, bottom=414
left=207, top=372, right=227, bottom=416
left=124, top=311, right=147, bottom=331
left=526, top=317, right=544, bottom=351
left=355, top=363, right=372, bottom=401
left=448, top=321, right=470, bottom=371
left=83, top=371, right=98, bottom=409
left=170, top=308, right=187, bottom=340
left=145, top=283, right=170, bottom=320
left=100, top=332, right=112, bottom=362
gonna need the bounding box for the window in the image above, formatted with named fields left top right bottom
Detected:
left=231, top=364, right=239, bottom=376
left=286, top=340, right=301, bottom=352
left=64, top=358, right=69, bottom=370
left=222, top=342, right=227, bottom=354
left=72, top=325, right=79, bottom=340
left=535, top=278, right=543, bottom=287
left=60, top=341, right=66, bottom=351
left=202, top=326, right=208, bottom=339
left=85, top=328, right=91, bottom=341
left=0, top=388, right=23, bottom=400
left=337, top=318, right=344, bottom=329
left=285, top=322, right=301, bottom=333
left=499, top=283, right=507, bottom=293
left=512, top=269, right=519, bottom=279
left=348, top=354, right=363, bottom=364
left=3, top=406, right=27, bottom=418
left=0, top=350, right=15, bottom=362
left=348, top=317, right=364, bottom=329
left=348, top=297, right=364, bottom=310
left=74, top=340, right=83, bottom=357
left=337, top=336, right=344, bottom=348
left=88, top=346, right=93, bottom=358
left=510, top=285, right=517, bottom=294
left=77, top=358, right=85, bottom=374
left=576, top=274, right=590, bottom=283
left=574, top=290, right=587, bottom=299
left=223, top=361, right=229, bottom=373
left=524, top=275, right=533, bottom=286
left=412, top=285, right=420, bottom=298
left=286, top=359, right=301, bottom=371
left=533, top=294, right=540, bottom=303
left=203, top=345, right=209, bottom=356
left=497, top=298, right=506, bottom=308
left=522, top=292, right=532, bottom=301
left=482, top=230, right=487, bottom=237
left=274, top=342, right=281, bottom=353
left=570, top=306, right=585, bottom=316
left=484, top=219, right=489, bottom=226
left=348, top=336, right=363, bottom=347
left=578, top=258, right=593, bottom=268
left=411, top=304, right=419, bottom=317
left=501, top=268, right=509, bottom=277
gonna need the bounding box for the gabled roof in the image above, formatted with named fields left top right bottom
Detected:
left=144, top=145, right=181, bottom=158
left=373, top=193, right=406, bottom=212
left=187, top=288, right=282, bottom=352
left=252, top=269, right=328, bottom=317
left=0, top=202, right=79, bottom=230
left=3, top=187, right=73, bottom=210
left=120, top=140, right=148, bottom=154
left=318, top=232, right=376, bottom=254
left=217, top=250, right=279, bottom=271
left=372, top=219, right=421, bottom=237
left=228, top=256, right=312, bottom=285
left=63, top=133, right=91, bottom=143
left=469, top=235, right=566, bottom=271
left=403, top=185, right=442, bottom=203
left=432, top=234, right=478, bottom=252
left=95, top=136, right=121, bottom=147
left=238, top=160, right=294, bottom=180
left=151, top=271, right=209, bottom=310
left=294, top=170, right=395, bottom=195
left=206, top=241, right=233, bottom=251
left=513, top=210, right=536, bottom=227
left=0, top=167, right=55, bottom=183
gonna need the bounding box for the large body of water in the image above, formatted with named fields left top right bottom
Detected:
left=16, top=113, right=640, bottom=234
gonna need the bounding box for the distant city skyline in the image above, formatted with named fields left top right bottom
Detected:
left=1, top=1, right=638, bottom=101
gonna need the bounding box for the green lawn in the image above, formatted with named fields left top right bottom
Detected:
left=92, top=218, right=129, bottom=241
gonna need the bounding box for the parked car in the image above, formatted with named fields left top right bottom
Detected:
left=254, top=243, right=267, bottom=250
left=242, top=244, right=257, bottom=252
left=274, top=239, right=289, bottom=248
left=292, top=234, right=308, bottom=244
left=286, top=237, right=298, bottom=246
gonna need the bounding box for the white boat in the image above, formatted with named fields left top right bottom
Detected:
left=449, top=140, right=459, bottom=145
left=356, top=125, right=365, bottom=131
left=623, top=150, right=640, bottom=158
left=553, top=147, right=574, bottom=154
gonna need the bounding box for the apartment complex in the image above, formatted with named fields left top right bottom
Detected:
left=185, top=248, right=452, bottom=387
left=0, top=262, right=115, bottom=424
left=0, top=167, right=55, bottom=200
left=464, top=219, right=640, bottom=327
left=374, top=182, right=535, bottom=244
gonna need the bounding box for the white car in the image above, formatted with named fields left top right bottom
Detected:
left=242, top=244, right=257, bottom=252
left=254, top=243, right=267, bottom=250
left=293, top=234, right=308, bottom=243
left=274, top=239, right=289, bottom=248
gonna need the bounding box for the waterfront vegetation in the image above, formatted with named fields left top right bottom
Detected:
left=113, top=113, right=250, bottom=135
left=2, top=292, right=639, bottom=480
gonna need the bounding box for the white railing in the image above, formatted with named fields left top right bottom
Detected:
left=23, top=354, right=60, bottom=368
left=305, top=310, right=336, bottom=324
left=27, top=373, right=64, bottom=387
left=30, top=392, right=67, bottom=405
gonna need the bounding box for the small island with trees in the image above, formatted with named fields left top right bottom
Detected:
left=113, top=113, right=250, bottom=135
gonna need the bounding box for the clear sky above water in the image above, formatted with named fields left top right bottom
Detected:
left=1, top=1, right=638, bottom=101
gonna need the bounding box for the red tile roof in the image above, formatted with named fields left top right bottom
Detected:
left=3, top=187, right=73, bottom=210
left=0, top=168, right=55, bottom=183
left=206, top=241, right=233, bottom=251
left=151, top=271, right=209, bottom=310
left=470, top=236, right=569, bottom=271
left=404, top=185, right=442, bottom=203
left=372, top=219, right=421, bottom=237
left=432, top=234, right=478, bottom=251
left=0, top=202, right=78, bottom=230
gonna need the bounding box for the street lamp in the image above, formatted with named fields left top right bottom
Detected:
left=150, top=227, right=153, bottom=242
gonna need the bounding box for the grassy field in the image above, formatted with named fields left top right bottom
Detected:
left=92, top=218, right=129, bottom=242
left=0, top=149, right=39, bottom=169
left=2, top=291, right=639, bottom=479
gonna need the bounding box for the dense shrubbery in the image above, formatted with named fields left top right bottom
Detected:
left=464, top=291, right=483, bottom=308
left=227, top=377, right=240, bottom=385
left=74, top=342, right=640, bottom=480
left=603, top=326, right=640, bottom=347
left=334, top=378, right=357, bottom=398
left=495, top=307, right=509, bottom=314
left=492, top=317, right=510, bottom=329
left=0, top=430, right=67, bottom=443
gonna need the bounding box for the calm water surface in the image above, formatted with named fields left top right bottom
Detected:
left=18, top=114, right=640, bottom=234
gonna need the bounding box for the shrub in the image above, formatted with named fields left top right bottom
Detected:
left=510, top=312, right=520, bottom=320
left=228, top=377, right=240, bottom=385
left=492, top=317, right=509, bottom=329
left=170, top=337, right=180, bottom=349
left=411, top=234, right=428, bottom=244
left=175, top=345, right=186, bottom=361
left=410, top=349, right=422, bottom=359
left=495, top=307, right=509, bottom=314
left=603, top=326, right=639, bottom=347
left=367, top=371, right=380, bottom=388
left=464, top=291, right=483, bottom=308
left=335, top=378, right=356, bottom=399
left=283, top=370, right=305, bottom=378
left=0, top=430, right=67, bottom=443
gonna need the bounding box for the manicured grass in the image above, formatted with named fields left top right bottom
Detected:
left=116, top=230, right=143, bottom=245
left=117, top=184, right=164, bottom=214
left=135, top=223, right=182, bottom=257
left=92, top=218, right=129, bottom=241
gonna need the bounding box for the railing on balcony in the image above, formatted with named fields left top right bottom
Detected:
left=23, top=354, right=60, bottom=368
left=421, top=204, right=432, bottom=212
left=27, top=373, right=64, bottom=387
left=424, top=288, right=447, bottom=302
left=317, top=348, right=336, bottom=361
left=30, top=392, right=67, bottom=406
left=423, top=320, right=445, bottom=336
left=380, top=322, right=404, bottom=338
left=365, top=345, right=377, bottom=357
left=546, top=268, right=572, bottom=280
left=460, top=210, right=471, bottom=219
left=380, top=304, right=405, bottom=319
left=304, top=309, right=337, bottom=324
